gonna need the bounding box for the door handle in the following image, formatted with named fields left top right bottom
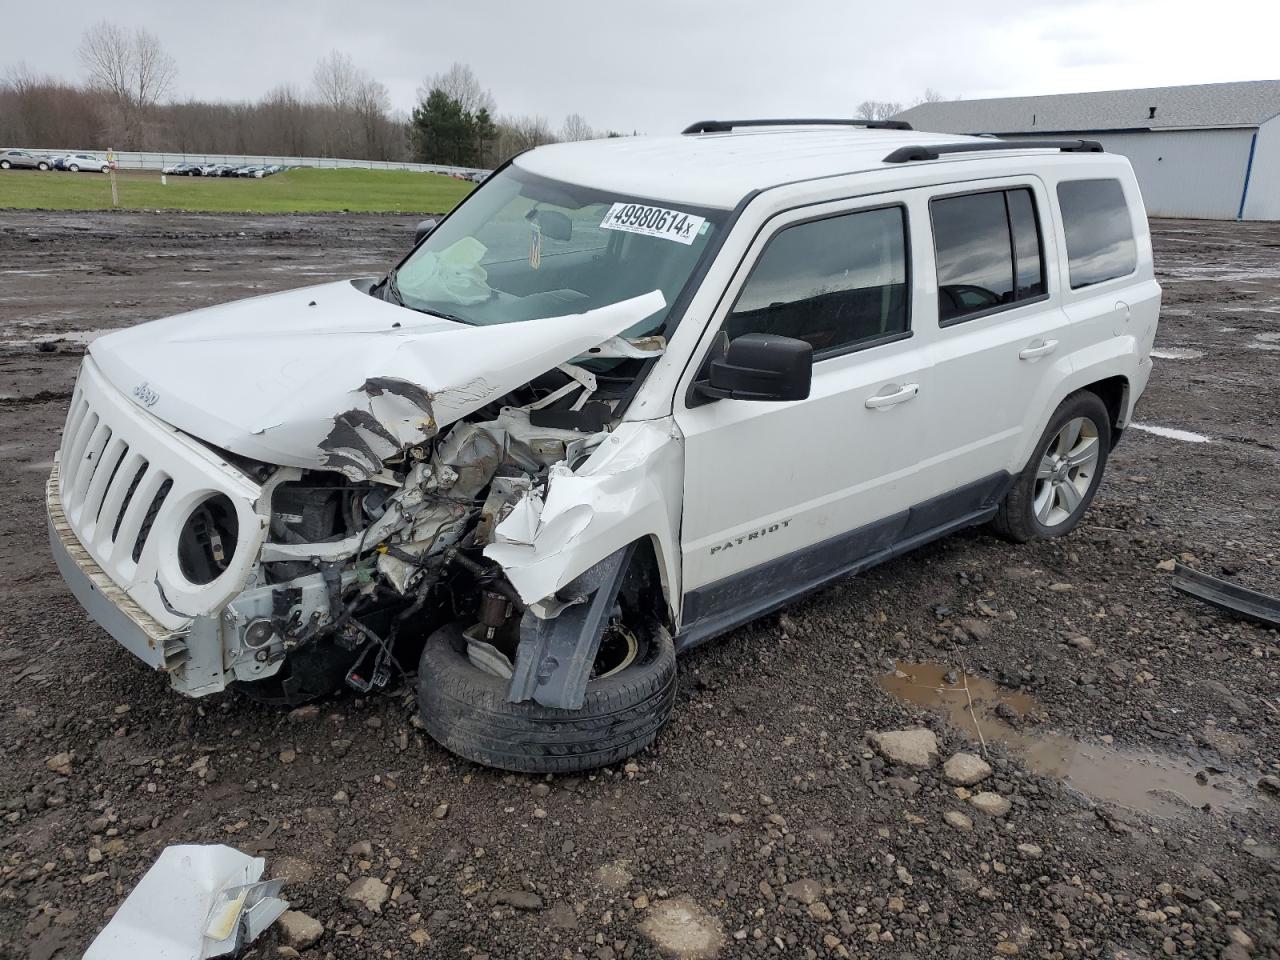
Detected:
left=864, top=382, right=919, bottom=409
left=1018, top=339, right=1059, bottom=360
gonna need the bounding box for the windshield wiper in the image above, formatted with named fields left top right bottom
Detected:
left=380, top=267, right=404, bottom=306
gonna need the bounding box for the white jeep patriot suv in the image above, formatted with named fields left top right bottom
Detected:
left=48, top=119, right=1159, bottom=772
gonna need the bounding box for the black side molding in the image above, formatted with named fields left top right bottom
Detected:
left=1170, top=562, right=1280, bottom=628
left=684, top=118, right=912, bottom=135
left=883, top=139, right=1104, bottom=163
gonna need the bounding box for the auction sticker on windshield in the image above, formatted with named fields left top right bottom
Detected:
left=601, top=203, right=706, bottom=245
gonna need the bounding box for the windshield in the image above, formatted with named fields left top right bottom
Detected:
left=391, top=166, right=724, bottom=337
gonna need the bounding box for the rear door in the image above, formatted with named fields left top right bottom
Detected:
left=911, top=178, right=1082, bottom=499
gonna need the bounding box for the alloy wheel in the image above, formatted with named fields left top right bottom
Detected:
left=1032, top=416, right=1100, bottom=527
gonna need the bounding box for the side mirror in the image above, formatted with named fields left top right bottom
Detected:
left=414, top=218, right=439, bottom=244
left=696, top=333, right=812, bottom=402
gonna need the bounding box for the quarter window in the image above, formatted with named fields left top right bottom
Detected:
left=931, top=187, right=1046, bottom=325
left=1057, top=178, right=1137, bottom=289
left=726, top=206, right=909, bottom=356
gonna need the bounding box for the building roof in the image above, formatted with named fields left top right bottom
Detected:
left=516, top=126, right=1023, bottom=209
left=894, top=79, right=1280, bottom=136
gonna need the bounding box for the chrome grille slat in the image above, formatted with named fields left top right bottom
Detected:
left=61, top=411, right=100, bottom=493
left=132, top=478, right=173, bottom=563
left=67, top=423, right=112, bottom=519
left=110, top=469, right=168, bottom=569
left=62, top=392, right=88, bottom=451
left=88, top=440, right=130, bottom=530
left=94, top=450, right=144, bottom=552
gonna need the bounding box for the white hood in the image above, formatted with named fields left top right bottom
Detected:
left=89, top=280, right=665, bottom=478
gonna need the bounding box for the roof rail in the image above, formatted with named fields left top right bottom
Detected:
left=883, top=138, right=1104, bottom=163
left=683, top=118, right=913, bottom=135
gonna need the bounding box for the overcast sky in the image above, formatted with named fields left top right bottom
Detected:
left=5, top=0, right=1278, bottom=133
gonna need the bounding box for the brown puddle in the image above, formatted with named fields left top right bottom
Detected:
left=880, top=662, right=1248, bottom=818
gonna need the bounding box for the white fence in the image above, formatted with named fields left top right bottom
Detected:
left=26, top=148, right=485, bottom=177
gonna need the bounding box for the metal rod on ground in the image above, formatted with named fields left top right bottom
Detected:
left=960, top=663, right=988, bottom=757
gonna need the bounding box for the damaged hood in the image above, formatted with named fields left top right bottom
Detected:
left=90, top=280, right=664, bottom=477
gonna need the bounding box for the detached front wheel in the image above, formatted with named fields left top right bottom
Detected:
left=418, top=620, right=677, bottom=773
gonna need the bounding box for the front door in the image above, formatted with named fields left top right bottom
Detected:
left=674, top=197, right=934, bottom=636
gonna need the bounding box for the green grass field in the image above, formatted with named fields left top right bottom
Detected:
left=0, top=167, right=474, bottom=214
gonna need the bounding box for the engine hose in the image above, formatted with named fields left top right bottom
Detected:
left=444, top=549, right=526, bottom=611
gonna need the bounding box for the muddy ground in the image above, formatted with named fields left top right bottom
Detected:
left=0, top=211, right=1276, bottom=960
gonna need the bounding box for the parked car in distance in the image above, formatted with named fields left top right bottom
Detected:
left=62, top=153, right=110, bottom=173
left=0, top=149, right=53, bottom=171
left=47, top=119, right=1159, bottom=773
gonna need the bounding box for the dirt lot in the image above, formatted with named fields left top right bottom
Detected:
left=0, top=211, right=1277, bottom=960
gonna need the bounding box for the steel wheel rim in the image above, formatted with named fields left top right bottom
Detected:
left=1032, top=416, right=1100, bottom=527
left=593, top=622, right=640, bottom=680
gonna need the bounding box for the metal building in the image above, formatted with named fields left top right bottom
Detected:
left=895, top=80, right=1280, bottom=220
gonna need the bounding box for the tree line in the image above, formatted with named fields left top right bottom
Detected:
left=0, top=23, right=608, bottom=167
left=0, top=22, right=946, bottom=167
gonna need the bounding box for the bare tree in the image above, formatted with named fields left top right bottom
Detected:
left=420, top=62, right=494, bottom=115
left=132, top=29, right=177, bottom=110
left=78, top=22, right=132, bottom=103
left=78, top=22, right=174, bottom=108
left=856, top=99, right=904, bottom=122
left=77, top=22, right=175, bottom=148
left=561, top=113, right=593, bottom=142
left=354, top=77, right=393, bottom=158
left=919, top=87, right=946, bottom=104
left=494, top=114, right=557, bottom=162
left=312, top=50, right=360, bottom=112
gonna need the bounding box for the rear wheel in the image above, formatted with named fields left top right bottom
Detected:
left=992, top=391, right=1111, bottom=543
left=0, top=161, right=10, bottom=170
left=418, top=619, right=677, bottom=773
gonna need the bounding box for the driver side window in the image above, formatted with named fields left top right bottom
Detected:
left=725, top=205, right=910, bottom=358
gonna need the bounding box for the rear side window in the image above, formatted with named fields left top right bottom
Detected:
left=931, top=188, right=1046, bottom=325
left=727, top=205, right=909, bottom=356
left=1056, top=178, right=1137, bottom=288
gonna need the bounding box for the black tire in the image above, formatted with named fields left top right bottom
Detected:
left=992, top=390, right=1111, bottom=543
left=68, top=164, right=79, bottom=172
left=0, top=161, right=10, bottom=170
left=418, top=621, right=677, bottom=773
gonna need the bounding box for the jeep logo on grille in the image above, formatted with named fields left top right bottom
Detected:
left=132, top=382, right=159, bottom=408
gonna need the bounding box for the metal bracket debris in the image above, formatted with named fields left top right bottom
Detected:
left=506, top=542, right=635, bottom=710
left=1171, top=562, right=1280, bottom=628
left=84, top=844, right=288, bottom=959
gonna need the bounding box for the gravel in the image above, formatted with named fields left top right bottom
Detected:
left=0, top=212, right=1277, bottom=959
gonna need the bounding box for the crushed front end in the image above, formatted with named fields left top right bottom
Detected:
left=48, top=295, right=677, bottom=706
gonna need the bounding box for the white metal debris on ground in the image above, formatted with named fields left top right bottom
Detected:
left=1148, top=348, right=1204, bottom=360
left=83, top=844, right=288, bottom=959
left=1131, top=423, right=1212, bottom=444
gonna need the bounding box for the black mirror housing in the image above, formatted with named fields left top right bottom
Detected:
left=414, top=218, right=439, bottom=244
left=531, top=209, right=573, bottom=242
left=697, top=333, right=812, bottom=402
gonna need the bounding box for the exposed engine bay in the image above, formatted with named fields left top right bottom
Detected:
left=218, top=333, right=670, bottom=705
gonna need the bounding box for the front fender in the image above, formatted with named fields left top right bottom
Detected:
left=483, top=417, right=684, bottom=623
